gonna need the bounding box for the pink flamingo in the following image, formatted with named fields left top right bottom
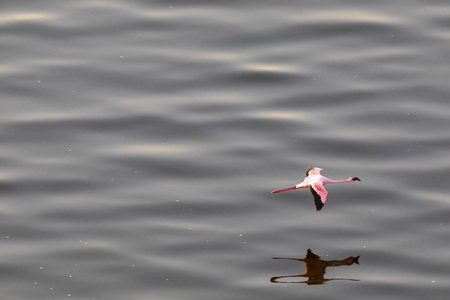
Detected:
left=271, top=166, right=360, bottom=211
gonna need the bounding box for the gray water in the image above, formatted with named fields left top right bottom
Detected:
left=1, top=0, right=450, bottom=299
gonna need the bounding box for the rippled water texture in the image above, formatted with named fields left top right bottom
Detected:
left=1, top=0, right=450, bottom=299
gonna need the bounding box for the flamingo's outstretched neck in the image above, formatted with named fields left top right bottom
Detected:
left=325, top=177, right=361, bottom=184
left=271, top=186, right=297, bottom=193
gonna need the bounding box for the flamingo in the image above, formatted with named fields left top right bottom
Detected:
left=271, top=166, right=361, bottom=211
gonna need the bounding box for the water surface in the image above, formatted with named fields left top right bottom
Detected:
left=1, top=0, right=450, bottom=299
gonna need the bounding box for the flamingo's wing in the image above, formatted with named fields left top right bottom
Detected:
left=309, top=187, right=323, bottom=211
left=310, top=182, right=328, bottom=211
left=306, top=166, right=315, bottom=176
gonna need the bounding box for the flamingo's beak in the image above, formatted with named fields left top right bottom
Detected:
left=352, top=177, right=361, bottom=181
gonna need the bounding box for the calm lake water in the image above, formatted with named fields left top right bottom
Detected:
left=1, top=0, right=450, bottom=299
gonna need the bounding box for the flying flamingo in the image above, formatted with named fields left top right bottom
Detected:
left=271, top=166, right=360, bottom=211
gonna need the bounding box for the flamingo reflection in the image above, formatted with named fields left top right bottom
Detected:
left=271, top=249, right=360, bottom=285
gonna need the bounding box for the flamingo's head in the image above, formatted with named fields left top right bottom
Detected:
left=351, top=177, right=361, bottom=181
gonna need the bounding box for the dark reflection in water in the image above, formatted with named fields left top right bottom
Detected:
left=271, top=249, right=360, bottom=285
